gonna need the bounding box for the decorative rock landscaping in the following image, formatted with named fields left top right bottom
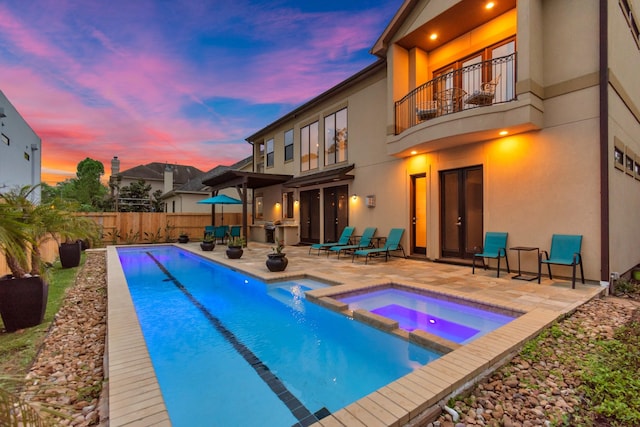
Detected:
left=21, top=251, right=107, bottom=426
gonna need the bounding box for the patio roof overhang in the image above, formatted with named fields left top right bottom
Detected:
left=202, top=170, right=293, bottom=191
left=283, top=164, right=355, bottom=188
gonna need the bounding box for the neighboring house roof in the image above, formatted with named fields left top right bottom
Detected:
left=160, top=156, right=253, bottom=199
left=119, top=162, right=204, bottom=184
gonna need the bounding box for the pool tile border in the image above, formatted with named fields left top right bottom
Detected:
left=107, top=244, right=605, bottom=427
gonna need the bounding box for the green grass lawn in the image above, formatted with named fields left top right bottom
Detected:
left=0, top=256, right=83, bottom=389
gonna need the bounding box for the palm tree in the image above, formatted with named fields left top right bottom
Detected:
left=0, top=202, right=32, bottom=277
left=0, top=185, right=99, bottom=277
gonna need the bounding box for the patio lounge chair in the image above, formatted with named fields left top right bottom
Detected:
left=352, top=228, right=405, bottom=264
left=329, top=227, right=377, bottom=259
left=309, top=226, right=355, bottom=255
left=538, top=234, right=584, bottom=289
left=472, top=232, right=510, bottom=278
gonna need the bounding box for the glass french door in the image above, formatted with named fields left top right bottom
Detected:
left=440, top=166, right=483, bottom=259
left=299, top=189, right=320, bottom=244
left=411, top=174, right=427, bottom=255
left=323, top=185, right=349, bottom=243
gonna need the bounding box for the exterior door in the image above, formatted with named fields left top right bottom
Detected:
left=440, top=166, right=483, bottom=259
left=323, top=185, right=349, bottom=242
left=411, top=174, right=427, bottom=255
left=300, top=189, right=320, bottom=244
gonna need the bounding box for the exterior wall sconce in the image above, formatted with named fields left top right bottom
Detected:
left=366, top=195, right=376, bottom=208
left=275, top=202, right=281, bottom=208
left=351, top=194, right=358, bottom=201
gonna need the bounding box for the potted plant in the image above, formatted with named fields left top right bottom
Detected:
left=226, top=235, right=245, bottom=259
left=266, top=240, right=288, bottom=272
left=0, top=186, right=49, bottom=332
left=0, top=185, right=99, bottom=331
left=200, top=233, right=215, bottom=251
left=56, top=213, right=98, bottom=268
left=178, top=232, right=190, bottom=244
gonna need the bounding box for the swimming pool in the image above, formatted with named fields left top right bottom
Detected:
left=117, top=246, right=441, bottom=426
left=337, top=286, right=517, bottom=344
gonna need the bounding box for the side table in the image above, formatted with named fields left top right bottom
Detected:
left=509, top=246, right=540, bottom=281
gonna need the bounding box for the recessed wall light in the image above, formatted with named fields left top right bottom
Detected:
left=411, top=150, right=418, bottom=155
left=486, top=2, right=495, bottom=10
left=499, top=130, right=508, bottom=136
left=429, top=33, right=437, bottom=41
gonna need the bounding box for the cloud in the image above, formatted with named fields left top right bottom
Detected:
left=0, top=0, right=400, bottom=183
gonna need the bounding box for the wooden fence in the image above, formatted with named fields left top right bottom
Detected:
left=1, top=212, right=243, bottom=276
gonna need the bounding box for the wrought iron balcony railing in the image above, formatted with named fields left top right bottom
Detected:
left=395, top=53, right=517, bottom=135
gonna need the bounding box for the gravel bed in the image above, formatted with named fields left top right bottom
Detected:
left=22, top=251, right=107, bottom=426
left=19, top=251, right=639, bottom=426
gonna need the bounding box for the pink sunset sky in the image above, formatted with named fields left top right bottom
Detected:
left=0, top=0, right=402, bottom=184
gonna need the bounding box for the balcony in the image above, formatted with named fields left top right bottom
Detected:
left=395, top=54, right=517, bottom=135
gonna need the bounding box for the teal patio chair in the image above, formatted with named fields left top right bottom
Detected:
left=472, top=232, right=510, bottom=278
left=329, top=227, right=377, bottom=259
left=229, top=225, right=241, bottom=239
left=352, top=228, right=405, bottom=264
left=538, top=234, right=584, bottom=289
left=213, top=226, right=227, bottom=244
left=204, top=225, right=215, bottom=239
left=309, top=226, right=355, bottom=255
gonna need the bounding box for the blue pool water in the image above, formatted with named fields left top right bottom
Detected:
left=338, top=287, right=516, bottom=344
left=117, top=246, right=441, bottom=427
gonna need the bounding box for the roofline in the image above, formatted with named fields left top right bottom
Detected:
left=245, top=59, right=386, bottom=142
left=371, top=0, right=417, bottom=58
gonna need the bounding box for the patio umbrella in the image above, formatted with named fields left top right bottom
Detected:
left=197, top=194, right=242, bottom=225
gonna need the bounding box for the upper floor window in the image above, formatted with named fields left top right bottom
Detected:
left=324, top=108, right=347, bottom=165
left=1, top=133, right=8, bottom=146
left=266, top=138, right=274, bottom=168
left=284, top=129, right=294, bottom=162
left=620, top=0, right=640, bottom=49
left=300, top=121, right=318, bottom=172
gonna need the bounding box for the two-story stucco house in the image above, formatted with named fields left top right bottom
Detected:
left=0, top=90, right=42, bottom=201
left=207, top=0, right=640, bottom=284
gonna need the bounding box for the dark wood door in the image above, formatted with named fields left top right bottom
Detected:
left=440, top=166, right=483, bottom=259
left=323, top=185, right=349, bottom=242
left=300, top=189, right=320, bottom=243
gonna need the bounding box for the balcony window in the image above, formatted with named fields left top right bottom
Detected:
left=300, top=121, right=319, bottom=172
left=324, top=108, right=347, bottom=166
left=266, top=138, right=274, bottom=168
left=284, top=129, right=294, bottom=162
left=396, top=40, right=517, bottom=134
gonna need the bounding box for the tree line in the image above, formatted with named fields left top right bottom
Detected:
left=41, top=157, right=164, bottom=212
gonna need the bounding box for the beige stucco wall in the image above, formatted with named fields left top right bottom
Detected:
left=249, top=0, right=640, bottom=282
left=607, top=0, right=640, bottom=275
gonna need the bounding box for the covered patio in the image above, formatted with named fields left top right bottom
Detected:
left=202, top=170, right=292, bottom=243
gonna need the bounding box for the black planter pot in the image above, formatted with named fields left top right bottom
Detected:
left=178, top=235, right=190, bottom=244
left=200, top=242, right=215, bottom=251
left=226, top=246, right=243, bottom=259
left=59, top=241, right=82, bottom=268
left=266, top=253, right=288, bottom=272
left=0, top=276, right=49, bottom=332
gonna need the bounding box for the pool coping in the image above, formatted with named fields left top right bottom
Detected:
left=106, top=244, right=606, bottom=427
